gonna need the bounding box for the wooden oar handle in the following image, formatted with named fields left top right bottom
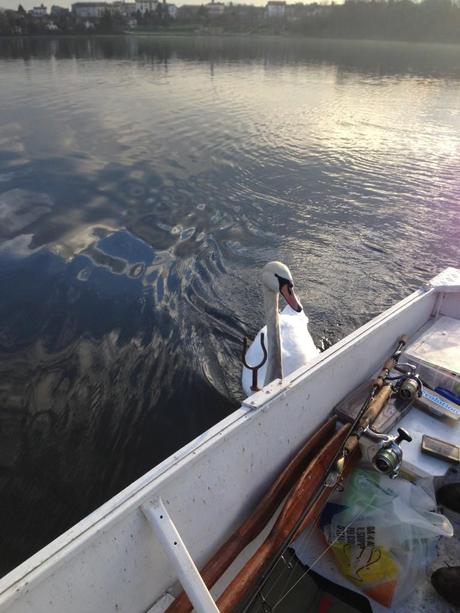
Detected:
left=166, top=416, right=338, bottom=613
left=216, top=424, right=351, bottom=613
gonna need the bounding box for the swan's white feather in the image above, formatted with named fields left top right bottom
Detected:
left=242, top=305, right=319, bottom=397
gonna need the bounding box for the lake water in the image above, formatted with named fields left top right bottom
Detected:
left=0, top=35, right=459, bottom=576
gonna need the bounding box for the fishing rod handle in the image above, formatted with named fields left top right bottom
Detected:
left=344, top=384, right=392, bottom=455
left=165, top=417, right=338, bottom=613
left=217, top=425, right=350, bottom=613
left=374, top=335, right=409, bottom=387
left=293, top=444, right=361, bottom=540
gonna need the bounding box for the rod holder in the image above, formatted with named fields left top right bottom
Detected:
left=242, top=332, right=268, bottom=392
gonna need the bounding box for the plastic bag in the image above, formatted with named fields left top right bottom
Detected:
left=320, top=469, right=453, bottom=608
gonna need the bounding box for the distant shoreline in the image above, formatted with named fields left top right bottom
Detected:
left=126, top=31, right=460, bottom=47
left=1, top=31, right=460, bottom=48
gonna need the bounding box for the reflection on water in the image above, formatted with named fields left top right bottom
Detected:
left=0, top=227, right=238, bottom=573
left=0, top=35, right=459, bottom=576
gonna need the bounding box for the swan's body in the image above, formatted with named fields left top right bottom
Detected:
left=242, top=262, right=319, bottom=398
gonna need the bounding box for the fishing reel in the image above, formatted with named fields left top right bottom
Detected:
left=391, top=362, right=423, bottom=400
left=364, top=363, right=419, bottom=478
left=364, top=427, right=413, bottom=479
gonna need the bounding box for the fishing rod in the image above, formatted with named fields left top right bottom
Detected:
left=165, top=416, right=338, bottom=613
left=218, top=335, right=414, bottom=613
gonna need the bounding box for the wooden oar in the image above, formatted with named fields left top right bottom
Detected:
left=166, top=415, right=338, bottom=613
left=170, top=336, right=409, bottom=613
left=220, top=380, right=400, bottom=612
left=216, top=423, right=351, bottom=613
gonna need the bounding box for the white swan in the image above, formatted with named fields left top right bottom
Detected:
left=242, top=261, right=319, bottom=397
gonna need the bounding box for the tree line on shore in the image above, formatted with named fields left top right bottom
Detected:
left=1, top=0, right=460, bottom=44
left=295, top=0, right=460, bottom=43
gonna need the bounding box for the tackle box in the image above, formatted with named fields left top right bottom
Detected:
left=402, top=315, right=460, bottom=399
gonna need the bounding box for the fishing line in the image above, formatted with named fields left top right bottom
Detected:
left=294, top=493, right=378, bottom=578
left=270, top=495, right=378, bottom=611
left=261, top=517, right=321, bottom=606
left=240, top=426, right=354, bottom=613
left=240, top=337, right=407, bottom=613
left=241, top=396, right=372, bottom=613
left=253, top=503, right=323, bottom=605
left=253, top=510, right=342, bottom=610
left=261, top=554, right=294, bottom=603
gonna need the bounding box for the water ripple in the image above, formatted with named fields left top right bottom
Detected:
left=0, top=35, right=460, bottom=576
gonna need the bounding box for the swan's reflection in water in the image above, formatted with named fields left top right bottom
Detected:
left=0, top=228, right=238, bottom=575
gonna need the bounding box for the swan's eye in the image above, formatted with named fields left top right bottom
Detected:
left=275, top=274, right=293, bottom=293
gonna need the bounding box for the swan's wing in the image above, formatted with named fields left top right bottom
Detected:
left=241, top=309, right=319, bottom=396
left=280, top=309, right=320, bottom=377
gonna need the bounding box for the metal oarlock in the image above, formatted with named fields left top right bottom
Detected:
left=242, top=333, right=268, bottom=392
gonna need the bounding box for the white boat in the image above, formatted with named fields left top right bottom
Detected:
left=1, top=267, right=459, bottom=613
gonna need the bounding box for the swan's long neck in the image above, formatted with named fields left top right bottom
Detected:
left=263, top=287, right=282, bottom=385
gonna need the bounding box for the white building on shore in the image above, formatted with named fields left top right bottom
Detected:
left=135, top=0, right=158, bottom=14
left=167, top=3, right=177, bottom=18
left=71, top=2, right=108, bottom=18
left=266, top=0, right=286, bottom=19
left=112, top=1, right=137, bottom=16
left=29, top=4, right=47, bottom=17
left=206, top=0, right=225, bottom=17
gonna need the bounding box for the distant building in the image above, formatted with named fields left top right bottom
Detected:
left=135, top=0, right=158, bottom=14
left=286, top=2, right=307, bottom=21
left=176, top=4, right=201, bottom=20
left=50, top=4, right=70, bottom=16
left=285, top=2, right=330, bottom=21
left=29, top=4, right=47, bottom=17
left=72, top=2, right=108, bottom=17
left=112, top=1, right=137, bottom=16
left=206, top=0, right=225, bottom=17
left=266, top=0, right=286, bottom=18
left=166, top=3, right=177, bottom=18
left=234, top=4, right=264, bottom=23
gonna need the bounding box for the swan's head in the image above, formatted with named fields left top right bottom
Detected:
left=262, top=261, right=303, bottom=313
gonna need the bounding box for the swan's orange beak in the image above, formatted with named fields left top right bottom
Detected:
left=280, top=284, right=303, bottom=313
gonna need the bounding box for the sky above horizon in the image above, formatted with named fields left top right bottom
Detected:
left=1, top=0, right=330, bottom=12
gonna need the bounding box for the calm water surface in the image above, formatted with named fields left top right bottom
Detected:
left=0, top=35, right=459, bottom=575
